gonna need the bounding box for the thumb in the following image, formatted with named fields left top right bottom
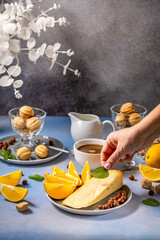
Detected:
left=104, top=148, right=124, bottom=169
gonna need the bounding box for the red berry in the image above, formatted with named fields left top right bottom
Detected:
left=49, top=140, right=54, bottom=146
left=129, top=175, right=134, bottom=180
left=148, top=190, right=154, bottom=196
left=22, top=180, right=28, bottom=185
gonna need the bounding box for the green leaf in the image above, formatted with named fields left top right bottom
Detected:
left=91, top=167, right=109, bottom=179
left=0, top=149, right=16, bottom=161
left=3, top=152, right=9, bottom=161
left=142, top=198, right=160, bottom=207
left=0, top=149, right=6, bottom=157
left=8, top=154, right=17, bottom=160
left=7, top=149, right=11, bottom=155
left=29, top=174, right=44, bottom=181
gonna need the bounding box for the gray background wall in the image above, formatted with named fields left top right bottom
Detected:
left=0, top=0, right=160, bottom=116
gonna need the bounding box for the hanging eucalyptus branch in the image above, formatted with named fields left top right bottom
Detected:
left=0, top=0, right=80, bottom=99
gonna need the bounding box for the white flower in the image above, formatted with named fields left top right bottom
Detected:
left=1, top=55, right=14, bottom=66
left=53, top=43, right=61, bottom=52
left=45, top=17, right=55, bottom=28
left=14, top=89, right=22, bottom=99
left=74, top=69, right=81, bottom=77
left=0, top=39, right=9, bottom=52
left=66, top=49, right=74, bottom=57
left=0, top=65, right=6, bottom=74
left=38, top=43, right=47, bottom=56
left=18, top=28, right=31, bottom=40
left=45, top=45, right=54, bottom=58
left=0, top=1, right=80, bottom=99
left=63, top=59, right=71, bottom=75
left=8, top=65, right=21, bottom=77
left=58, top=17, right=67, bottom=26
left=45, top=43, right=61, bottom=58
left=28, top=49, right=38, bottom=62
left=27, top=37, right=36, bottom=50
left=30, top=21, right=40, bottom=35
left=0, top=75, right=14, bottom=87
left=13, top=79, right=23, bottom=88
left=9, top=39, right=21, bottom=53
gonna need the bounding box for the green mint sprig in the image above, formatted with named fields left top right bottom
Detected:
left=0, top=149, right=16, bottom=161
left=29, top=174, right=44, bottom=181
left=142, top=198, right=160, bottom=207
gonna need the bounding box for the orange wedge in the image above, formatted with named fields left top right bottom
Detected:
left=53, top=172, right=79, bottom=186
left=139, top=165, right=160, bottom=181
left=0, top=184, right=28, bottom=202
left=81, top=161, right=92, bottom=184
left=43, top=182, right=76, bottom=199
left=52, top=166, right=65, bottom=175
left=68, top=161, right=82, bottom=186
left=0, top=170, right=22, bottom=186
left=44, top=173, right=78, bottom=185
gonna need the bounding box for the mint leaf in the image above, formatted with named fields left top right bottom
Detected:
left=0, top=149, right=16, bottom=161
left=7, top=149, right=11, bottom=155
left=8, top=154, right=17, bottom=160
left=3, top=152, right=9, bottom=161
left=29, top=174, right=44, bottom=181
left=91, top=167, right=109, bottom=179
left=142, top=198, right=160, bottom=207
left=0, top=149, right=6, bottom=157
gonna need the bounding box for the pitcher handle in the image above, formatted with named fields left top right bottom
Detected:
left=102, top=120, right=116, bottom=132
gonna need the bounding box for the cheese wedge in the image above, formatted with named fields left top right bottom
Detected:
left=62, top=170, right=123, bottom=209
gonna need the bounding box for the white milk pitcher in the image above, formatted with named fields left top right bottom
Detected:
left=68, top=112, right=115, bottom=142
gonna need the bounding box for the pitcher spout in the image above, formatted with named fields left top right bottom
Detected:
left=68, top=112, right=81, bottom=122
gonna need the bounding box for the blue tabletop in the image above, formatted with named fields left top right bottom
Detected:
left=0, top=116, right=160, bottom=240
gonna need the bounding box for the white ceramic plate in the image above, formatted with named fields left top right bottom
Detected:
left=0, top=135, right=65, bottom=165
left=47, top=184, right=132, bottom=215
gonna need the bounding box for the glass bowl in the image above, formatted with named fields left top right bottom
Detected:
left=110, top=104, right=147, bottom=130
left=8, top=107, right=46, bottom=151
left=110, top=104, right=147, bottom=161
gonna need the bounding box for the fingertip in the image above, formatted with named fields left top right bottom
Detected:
left=104, top=162, right=112, bottom=170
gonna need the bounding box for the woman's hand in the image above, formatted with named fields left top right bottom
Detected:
left=101, top=105, right=160, bottom=169
left=100, top=126, right=154, bottom=169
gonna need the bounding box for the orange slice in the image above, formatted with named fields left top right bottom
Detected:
left=0, top=170, right=22, bottom=186
left=139, top=164, right=160, bottom=181
left=52, top=166, right=65, bottom=175
left=0, top=184, right=28, bottom=202
left=68, top=161, right=82, bottom=186
left=53, top=172, right=79, bottom=186
left=81, top=161, right=92, bottom=184
left=44, top=173, right=78, bottom=185
left=43, top=182, right=76, bottom=199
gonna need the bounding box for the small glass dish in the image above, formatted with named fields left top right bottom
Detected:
left=110, top=104, right=147, bottom=130
left=110, top=104, right=147, bottom=163
left=8, top=107, right=46, bottom=151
